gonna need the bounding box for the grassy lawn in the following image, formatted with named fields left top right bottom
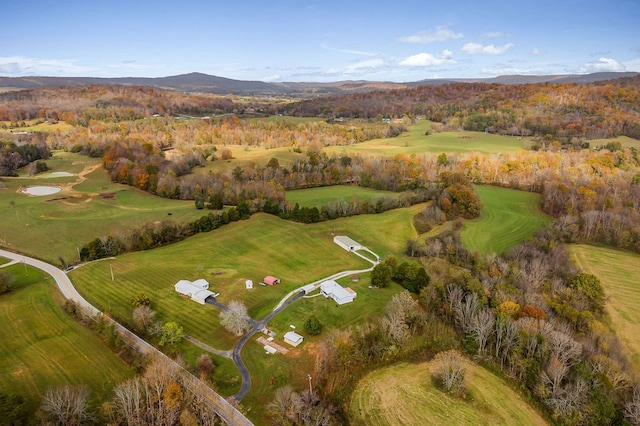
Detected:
left=0, top=263, right=134, bottom=416
left=461, top=185, right=552, bottom=255
left=1, top=118, right=74, bottom=133
left=0, top=152, right=205, bottom=264
left=325, top=120, right=528, bottom=156
left=192, top=145, right=304, bottom=176
left=349, top=359, right=547, bottom=426
left=286, top=185, right=397, bottom=207
left=589, top=135, right=640, bottom=149
left=569, top=244, right=640, bottom=367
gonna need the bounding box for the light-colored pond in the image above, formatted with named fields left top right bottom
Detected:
left=40, top=171, right=74, bottom=178
left=22, top=186, right=62, bottom=196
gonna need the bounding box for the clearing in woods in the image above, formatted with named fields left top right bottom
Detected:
left=349, top=359, right=548, bottom=426
left=461, top=185, right=552, bottom=255
left=569, top=244, right=640, bottom=367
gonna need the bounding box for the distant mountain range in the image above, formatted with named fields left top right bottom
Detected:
left=0, top=71, right=637, bottom=97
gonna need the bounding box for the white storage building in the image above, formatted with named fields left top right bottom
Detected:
left=174, top=279, right=217, bottom=305
left=320, top=280, right=357, bottom=305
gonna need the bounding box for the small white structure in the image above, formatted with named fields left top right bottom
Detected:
left=245, top=280, right=253, bottom=290
left=334, top=235, right=362, bottom=252
left=301, top=283, right=316, bottom=294
left=174, top=279, right=216, bottom=305
left=320, top=280, right=357, bottom=305
left=264, top=345, right=277, bottom=354
left=284, top=331, right=304, bottom=347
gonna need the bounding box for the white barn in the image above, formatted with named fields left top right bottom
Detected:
left=333, top=235, right=362, bottom=252
left=284, top=331, right=304, bottom=347
left=174, top=279, right=217, bottom=305
left=320, top=280, right=357, bottom=305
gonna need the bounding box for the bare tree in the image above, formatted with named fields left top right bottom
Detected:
left=432, top=350, right=467, bottom=393
left=625, top=386, right=640, bottom=425
left=196, top=353, right=215, bottom=380
left=494, top=316, right=518, bottom=367
left=267, top=385, right=302, bottom=425
left=382, top=291, right=420, bottom=346
left=470, top=308, right=495, bottom=355
left=41, top=385, right=91, bottom=425
left=112, top=378, right=143, bottom=425
left=132, top=304, right=156, bottom=333
left=219, top=300, right=252, bottom=336
left=454, top=292, right=479, bottom=334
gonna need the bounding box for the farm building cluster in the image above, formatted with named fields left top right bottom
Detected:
left=174, top=279, right=219, bottom=304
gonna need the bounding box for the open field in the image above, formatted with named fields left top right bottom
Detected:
left=589, top=135, right=640, bottom=149
left=0, top=151, right=205, bottom=263
left=569, top=244, right=640, bottom=367
left=461, top=185, right=552, bottom=255
left=349, top=359, right=548, bottom=426
left=286, top=184, right=397, bottom=207
left=69, top=205, right=422, bottom=403
left=192, top=145, right=304, bottom=176
left=0, top=262, right=134, bottom=415
left=1, top=118, right=74, bottom=133
left=326, top=120, right=528, bottom=155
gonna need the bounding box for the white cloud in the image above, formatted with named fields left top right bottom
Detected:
left=0, top=56, right=92, bottom=76
left=532, top=48, right=546, bottom=56
left=579, top=57, right=625, bottom=73
left=262, top=74, right=281, bottom=82
left=400, top=50, right=456, bottom=66
left=345, top=58, right=385, bottom=74
left=483, top=32, right=508, bottom=38
left=321, top=44, right=377, bottom=57
left=461, top=43, right=514, bottom=55
left=399, top=26, right=463, bottom=43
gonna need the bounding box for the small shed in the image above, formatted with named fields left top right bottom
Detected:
left=264, top=276, right=280, bottom=286
left=333, top=235, right=362, bottom=252
left=245, top=280, right=253, bottom=290
left=351, top=274, right=360, bottom=282
left=284, top=331, right=304, bottom=347
left=301, top=283, right=316, bottom=294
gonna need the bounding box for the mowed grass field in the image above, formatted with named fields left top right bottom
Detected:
left=569, top=244, right=640, bottom=367
left=286, top=185, right=397, bottom=207
left=0, top=262, right=134, bottom=414
left=0, top=151, right=205, bottom=263
left=349, top=359, right=548, bottom=426
left=326, top=120, right=528, bottom=156
left=461, top=185, right=552, bottom=255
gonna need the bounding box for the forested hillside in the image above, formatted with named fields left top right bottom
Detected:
left=285, top=76, right=640, bottom=140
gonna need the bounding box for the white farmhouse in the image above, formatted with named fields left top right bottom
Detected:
left=174, top=279, right=217, bottom=305
left=320, top=280, right=357, bottom=305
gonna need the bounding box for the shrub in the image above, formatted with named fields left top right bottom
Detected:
left=304, top=316, right=322, bottom=336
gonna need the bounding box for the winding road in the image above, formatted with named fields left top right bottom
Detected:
left=0, top=248, right=252, bottom=426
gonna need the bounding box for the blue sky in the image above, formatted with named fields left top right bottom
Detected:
left=1, top=0, right=639, bottom=82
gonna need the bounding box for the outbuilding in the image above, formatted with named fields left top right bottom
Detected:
left=284, top=331, right=304, bottom=347
left=333, top=235, right=362, bottom=252
left=174, top=279, right=217, bottom=305
left=320, top=280, right=357, bottom=305
left=264, top=276, right=280, bottom=286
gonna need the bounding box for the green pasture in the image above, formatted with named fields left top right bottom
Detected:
left=193, top=145, right=305, bottom=176
left=0, top=152, right=204, bottom=264
left=461, top=185, right=552, bottom=255
left=286, top=185, right=397, bottom=207
left=326, top=120, right=528, bottom=156
left=569, top=244, right=640, bottom=367
left=0, top=262, right=134, bottom=415
left=1, top=118, right=74, bottom=133
left=589, top=135, right=640, bottom=150
left=68, top=205, right=422, bottom=395
left=349, top=359, right=547, bottom=426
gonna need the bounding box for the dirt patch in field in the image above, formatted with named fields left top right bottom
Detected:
left=457, top=135, right=477, bottom=139
left=100, top=192, right=116, bottom=199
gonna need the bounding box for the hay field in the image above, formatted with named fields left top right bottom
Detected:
left=569, top=244, right=640, bottom=367
left=349, top=360, right=547, bottom=426
left=462, top=185, right=552, bottom=255
left=0, top=263, right=134, bottom=414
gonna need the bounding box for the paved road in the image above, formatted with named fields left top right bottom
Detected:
left=0, top=249, right=252, bottom=426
